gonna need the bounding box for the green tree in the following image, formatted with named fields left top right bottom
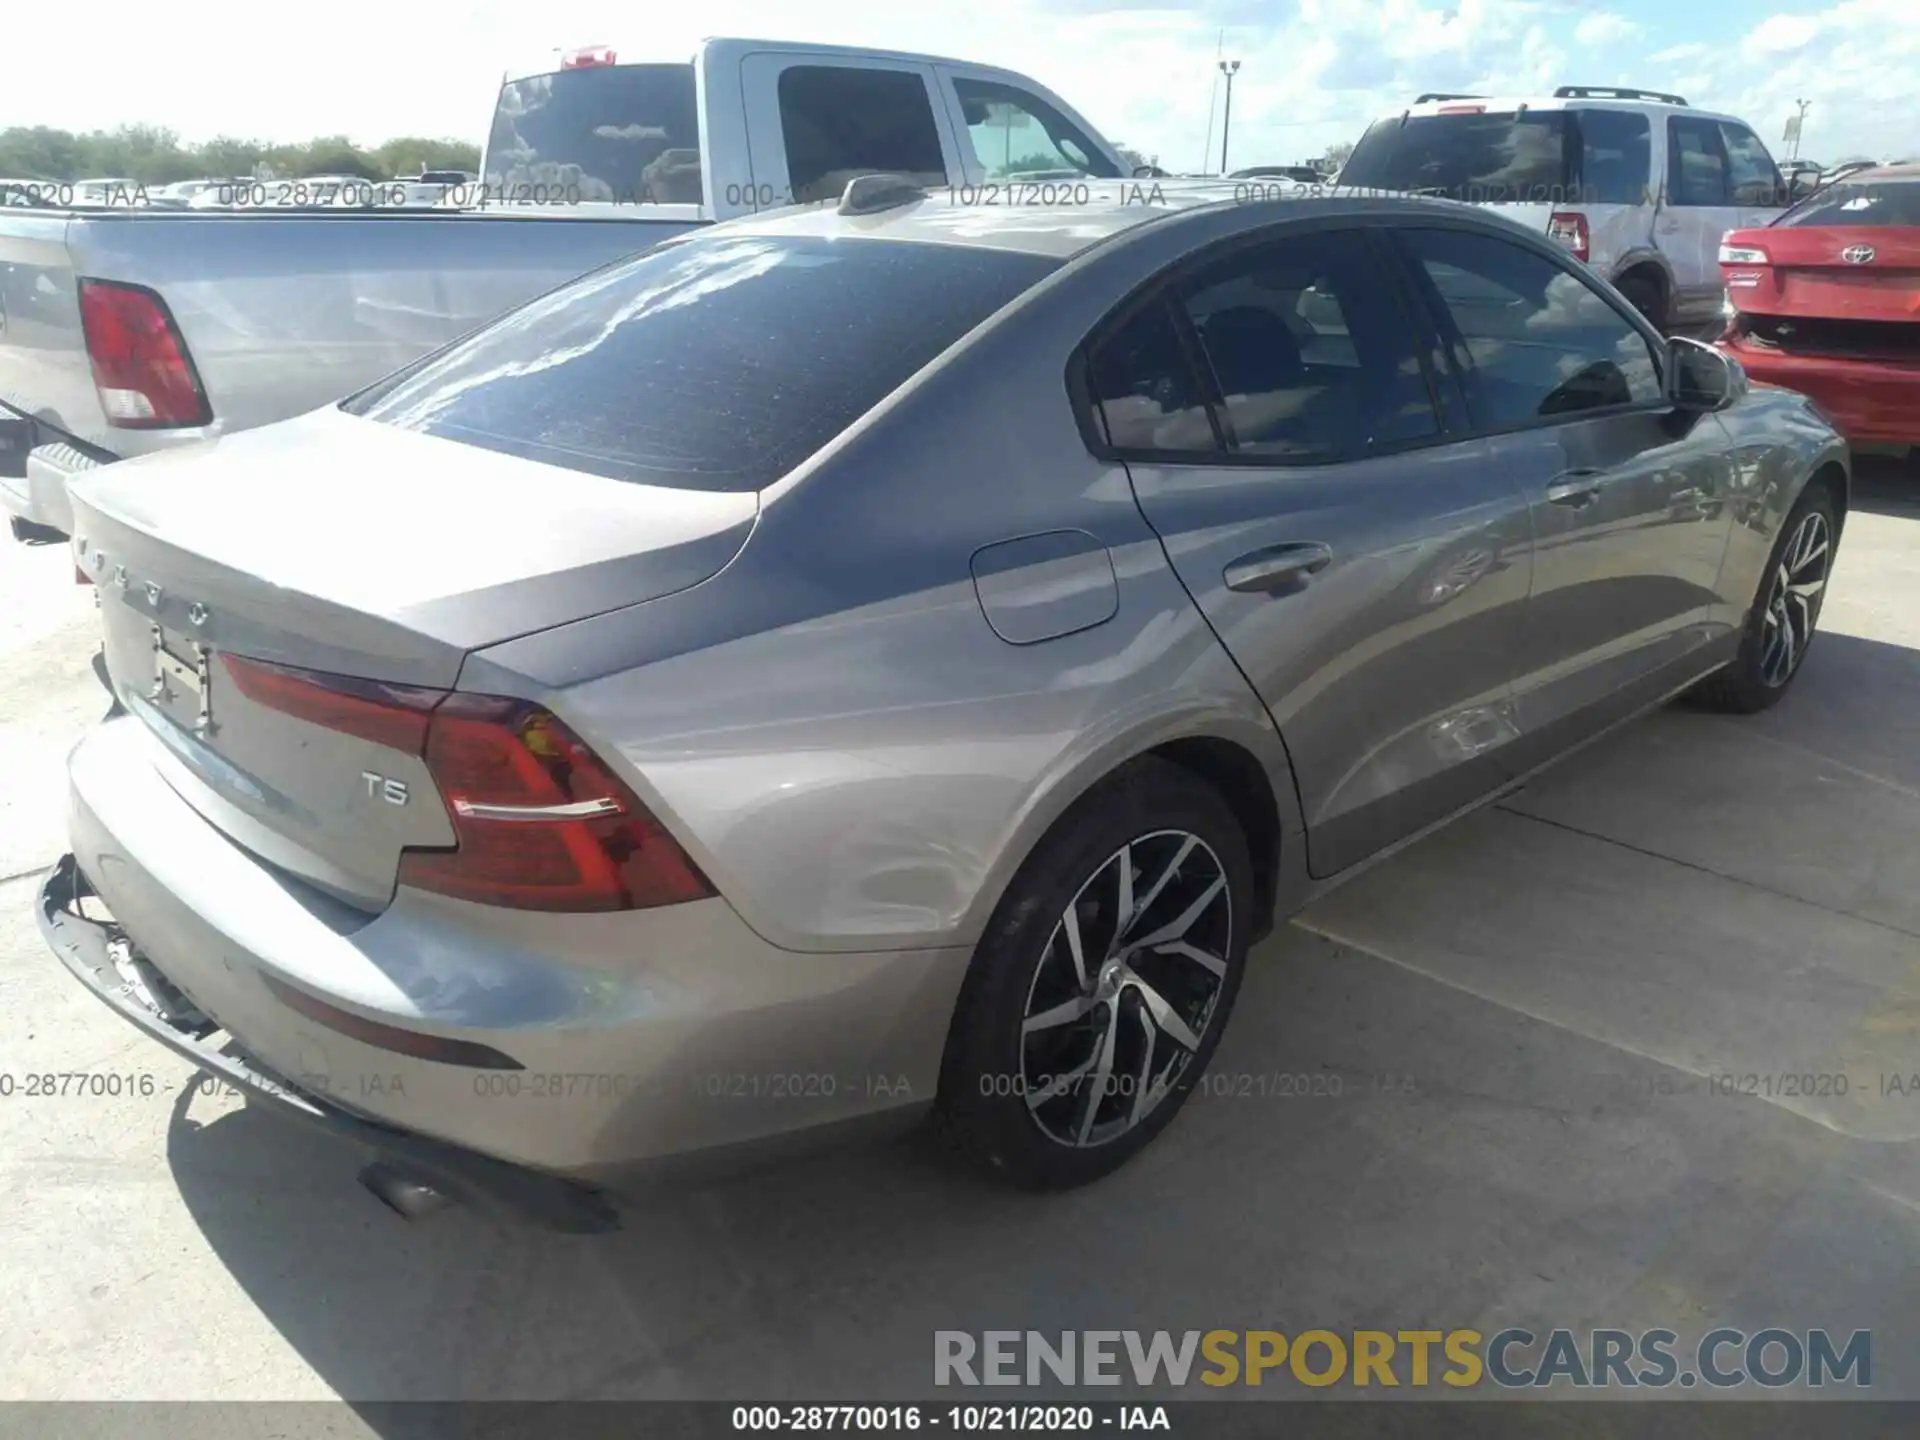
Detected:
left=0, top=124, right=478, bottom=183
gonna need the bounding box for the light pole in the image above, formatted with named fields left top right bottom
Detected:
left=1786, top=99, right=1811, bottom=162
left=1219, top=59, right=1241, bottom=174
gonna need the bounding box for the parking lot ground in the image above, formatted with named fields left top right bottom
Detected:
left=2, top=461, right=1918, bottom=1411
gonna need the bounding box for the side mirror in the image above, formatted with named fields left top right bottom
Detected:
left=1667, top=335, right=1738, bottom=412
left=1132, top=164, right=1164, bottom=179
left=1787, top=173, right=1819, bottom=203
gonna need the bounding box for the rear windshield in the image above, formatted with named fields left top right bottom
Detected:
left=342, top=235, right=1060, bottom=491
left=1779, top=180, right=1920, bottom=228
left=1341, top=110, right=1652, bottom=205
left=482, top=63, right=702, bottom=204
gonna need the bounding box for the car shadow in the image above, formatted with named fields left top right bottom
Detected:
left=1848, top=452, right=1918, bottom=520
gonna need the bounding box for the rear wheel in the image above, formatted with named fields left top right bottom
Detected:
left=1691, top=483, right=1837, bottom=713
left=1615, top=271, right=1669, bottom=333
left=937, top=758, right=1253, bottom=1189
left=9, top=516, right=65, bottom=546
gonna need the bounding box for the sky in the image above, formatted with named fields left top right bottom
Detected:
left=4, top=0, right=1915, bottom=169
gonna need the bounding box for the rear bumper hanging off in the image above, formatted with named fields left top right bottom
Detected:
left=35, top=853, right=622, bottom=1234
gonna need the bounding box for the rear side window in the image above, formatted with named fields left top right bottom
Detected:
left=1087, top=302, right=1217, bottom=453
left=1399, top=228, right=1661, bottom=430
left=1340, top=112, right=1572, bottom=203
left=1176, top=230, right=1439, bottom=461
left=778, top=67, right=946, bottom=204
left=1667, top=118, right=1730, bottom=206
left=344, top=236, right=1058, bottom=490
left=483, top=64, right=701, bottom=204
left=1575, top=110, right=1652, bottom=204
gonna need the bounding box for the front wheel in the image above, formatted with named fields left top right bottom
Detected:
left=1692, top=484, right=1837, bottom=713
left=937, top=759, right=1253, bottom=1189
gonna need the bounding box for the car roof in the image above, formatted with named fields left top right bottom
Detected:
left=1379, top=95, right=1744, bottom=127
left=1835, top=163, right=1920, bottom=183
left=691, top=181, right=1495, bottom=260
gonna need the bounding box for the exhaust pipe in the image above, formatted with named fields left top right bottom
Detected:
left=359, top=1160, right=453, bottom=1221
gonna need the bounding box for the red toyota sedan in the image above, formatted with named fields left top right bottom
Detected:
left=1718, top=164, right=1920, bottom=450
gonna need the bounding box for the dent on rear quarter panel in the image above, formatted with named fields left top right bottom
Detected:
left=1710, top=388, right=1849, bottom=626
left=461, top=255, right=1302, bottom=955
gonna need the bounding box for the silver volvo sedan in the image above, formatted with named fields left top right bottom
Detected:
left=37, top=180, right=1847, bottom=1229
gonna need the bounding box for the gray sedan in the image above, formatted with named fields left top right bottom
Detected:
left=37, top=182, right=1847, bottom=1227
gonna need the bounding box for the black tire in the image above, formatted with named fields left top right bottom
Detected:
left=1616, top=272, right=1668, bottom=333
left=9, top=515, right=66, bottom=545
left=937, top=757, right=1253, bottom=1189
left=1691, top=481, right=1838, bottom=714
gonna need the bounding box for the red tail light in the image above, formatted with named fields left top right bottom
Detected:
left=77, top=279, right=212, bottom=429
left=400, top=696, right=713, bottom=912
left=221, top=655, right=713, bottom=913
left=222, top=654, right=440, bottom=753
left=1547, top=211, right=1590, bottom=263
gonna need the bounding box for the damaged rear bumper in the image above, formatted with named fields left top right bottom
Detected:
left=35, top=853, right=621, bottom=1233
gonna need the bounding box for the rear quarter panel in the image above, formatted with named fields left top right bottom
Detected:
left=462, top=215, right=1325, bottom=954
left=1, top=212, right=698, bottom=456
left=1709, top=382, right=1850, bottom=628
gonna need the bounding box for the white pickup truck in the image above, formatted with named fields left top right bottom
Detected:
left=0, top=37, right=1128, bottom=540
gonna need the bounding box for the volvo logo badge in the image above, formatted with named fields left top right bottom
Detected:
left=1841, top=245, right=1876, bottom=264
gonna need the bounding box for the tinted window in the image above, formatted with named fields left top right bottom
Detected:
left=483, top=64, right=701, bottom=204
left=1577, top=110, right=1652, bottom=204
left=1667, top=118, right=1729, bottom=206
left=1177, top=231, right=1439, bottom=462
left=344, top=237, right=1058, bottom=490
left=1401, top=228, right=1661, bottom=430
left=953, top=79, right=1120, bottom=179
left=1087, top=301, right=1215, bottom=453
left=1341, top=112, right=1572, bottom=202
left=778, top=67, right=946, bottom=204
left=1781, top=179, right=1920, bottom=227
left=1719, top=123, right=1784, bottom=205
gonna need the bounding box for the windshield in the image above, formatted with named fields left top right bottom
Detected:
left=1778, top=179, right=1920, bottom=227
left=342, top=235, right=1060, bottom=492
left=1342, top=112, right=1574, bottom=202
left=482, top=63, right=702, bottom=204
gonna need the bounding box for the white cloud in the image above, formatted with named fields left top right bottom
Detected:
left=1744, top=13, right=1824, bottom=54
left=1, top=0, right=1914, bottom=174
left=1692, top=0, right=1920, bottom=162
left=1573, top=12, right=1642, bottom=46
left=1647, top=40, right=1709, bottom=64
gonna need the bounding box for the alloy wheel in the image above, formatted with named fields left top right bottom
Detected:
left=1018, top=830, right=1232, bottom=1148
left=1759, top=510, right=1830, bottom=688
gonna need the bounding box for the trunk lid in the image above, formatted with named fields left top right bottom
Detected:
left=71, top=405, right=756, bottom=908
left=1723, top=224, right=1920, bottom=322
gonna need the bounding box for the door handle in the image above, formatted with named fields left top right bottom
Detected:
left=1545, top=469, right=1605, bottom=508
left=1223, top=541, right=1333, bottom=594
